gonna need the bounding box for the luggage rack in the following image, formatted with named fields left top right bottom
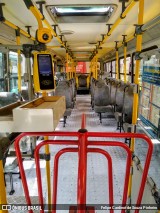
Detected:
left=10, top=114, right=153, bottom=213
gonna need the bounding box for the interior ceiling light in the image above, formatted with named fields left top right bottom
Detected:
left=61, top=30, right=74, bottom=35
left=48, top=4, right=116, bottom=23
left=55, top=6, right=111, bottom=14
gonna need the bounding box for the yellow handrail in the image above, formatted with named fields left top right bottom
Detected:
left=116, top=50, right=119, bottom=80
left=16, top=34, right=22, bottom=92
left=103, top=0, right=137, bottom=44
left=123, top=45, right=127, bottom=83
left=4, top=20, right=35, bottom=41
left=30, top=6, right=43, bottom=29
left=128, top=0, right=145, bottom=201
left=93, top=0, right=137, bottom=59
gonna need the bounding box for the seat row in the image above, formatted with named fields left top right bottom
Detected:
left=90, top=77, right=135, bottom=134
left=54, top=78, right=76, bottom=126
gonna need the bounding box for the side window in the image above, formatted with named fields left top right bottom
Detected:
left=0, top=53, right=5, bottom=92
left=111, top=60, right=116, bottom=78
left=9, top=51, right=26, bottom=92
left=9, top=51, right=18, bottom=93
left=119, top=56, right=131, bottom=82
left=139, top=52, right=160, bottom=139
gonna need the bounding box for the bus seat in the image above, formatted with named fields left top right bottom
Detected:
left=110, top=80, right=120, bottom=110
left=21, top=89, right=29, bottom=101
left=122, top=83, right=135, bottom=144
left=114, top=82, right=129, bottom=132
left=78, top=75, right=87, bottom=87
left=0, top=92, right=19, bottom=107
left=58, top=80, right=75, bottom=106
left=105, top=77, right=115, bottom=98
left=55, top=82, right=73, bottom=127
left=94, top=79, right=110, bottom=123
left=90, top=77, right=98, bottom=109
left=69, top=78, right=77, bottom=102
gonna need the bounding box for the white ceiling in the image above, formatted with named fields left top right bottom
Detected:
left=0, top=0, right=160, bottom=61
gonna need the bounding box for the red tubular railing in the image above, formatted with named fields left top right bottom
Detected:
left=87, top=132, right=153, bottom=213
left=77, top=131, right=87, bottom=213
left=14, top=130, right=153, bottom=213
left=81, top=113, right=86, bottom=129
left=14, top=132, right=79, bottom=213
left=45, top=147, right=113, bottom=213
left=52, top=148, right=78, bottom=213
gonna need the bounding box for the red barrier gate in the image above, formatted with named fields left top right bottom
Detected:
left=14, top=114, right=153, bottom=213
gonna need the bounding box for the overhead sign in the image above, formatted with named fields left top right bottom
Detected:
left=76, top=62, right=87, bottom=73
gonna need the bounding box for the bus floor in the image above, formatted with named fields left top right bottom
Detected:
left=5, top=94, right=160, bottom=213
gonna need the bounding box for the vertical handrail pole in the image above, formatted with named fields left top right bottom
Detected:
left=16, top=29, right=22, bottom=95
left=123, top=45, right=127, bottom=83
left=116, top=50, right=119, bottom=80
left=66, top=53, right=69, bottom=80
left=81, top=114, right=86, bottom=129
left=34, top=146, right=44, bottom=213
left=52, top=148, right=78, bottom=213
left=42, top=91, right=51, bottom=208
left=0, top=138, right=10, bottom=213
left=88, top=148, right=114, bottom=213
left=0, top=161, right=8, bottom=213
left=77, top=129, right=88, bottom=213
left=128, top=0, right=145, bottom=203
left=134, top=137, right=153, bottom=213
left=14, top=136, right=33, bottom=213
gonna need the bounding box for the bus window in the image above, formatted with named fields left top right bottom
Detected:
left=104, top=62, right=111, bottom=78
left=119, top=56, right=131, bottom=82
left=0, top=53, right=5, bottom=92
left=139, top=53, right=160, bottom=139
left=9, top=51, right=26, bottom=93
left=111, top=60, right=116, bottom=78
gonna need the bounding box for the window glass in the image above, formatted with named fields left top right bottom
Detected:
left=111, top=60, right=116, bottom=78
left=9, top=51, right=26, bottom=93
left=0, top=53, right=5, bottom=91
left=139, top=53, right=160, bottom=140
left=119, top=57, right=131, bottom=82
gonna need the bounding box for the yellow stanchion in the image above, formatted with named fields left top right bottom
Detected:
left=116, top=50, right=119, bottom=80
left=16, top=32, right=21, bottom=93
left=42, top=91, right=51, bottom=207
left=95, top=56, right=98, bottom=80
left=123, top=45, right=127, bottom=83
left=128, top=0, right=144, bottom=203
left=0, top=138, right=10, bottom=213
left=0, top=160, right=8, bottom=213
left=66, top=53, right=69, bottom=80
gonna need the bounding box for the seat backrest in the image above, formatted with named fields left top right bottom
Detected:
left=69, top=78, right=76, bottom=98
left=94, top=80, right=110, bottom=106
left=90, top=77, right=97, bottom=98
left=55, top=84, right=72, bottom=108
left=105, top=77, right=115, bottom=96
left=58, top=80, right=74, bottom=101
left=115, top=82, right=128, bottom=113
left=0, top=92, right=19, bottom=107
left=78, top=75, right=87, bottom=87
left=110, top=80, right=120, bottom=105
left=122, top=83, right=135, bottom=124
left=21, top=90, right=29, bottom=101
